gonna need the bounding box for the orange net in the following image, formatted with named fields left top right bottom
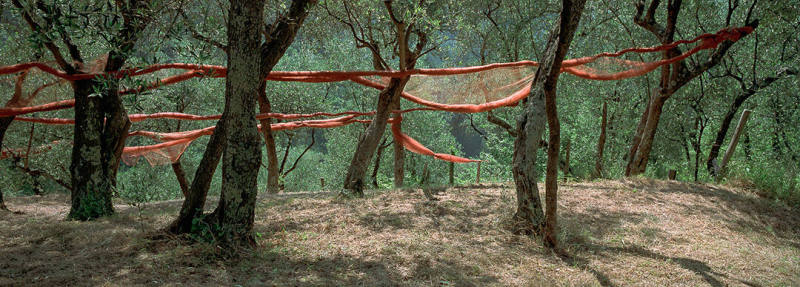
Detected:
left=0, top=27, right=753, bottom=165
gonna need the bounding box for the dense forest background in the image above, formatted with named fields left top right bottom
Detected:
left=0, top=0, right=797, bottom=205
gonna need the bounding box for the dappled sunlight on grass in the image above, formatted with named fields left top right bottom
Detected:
left=1, top=179, right=798, bottom=286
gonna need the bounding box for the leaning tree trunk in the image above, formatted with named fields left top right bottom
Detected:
left=512, top=0, right=586, bottom=247
left=343, top=78, right=409, bottom=196
left=628, top=94, right=668, bottom=176
left=167, top=119, right=227, bottom=234
left=625, top=94, right=652, bottom=176
left=204, top=0, right=266, bottom=246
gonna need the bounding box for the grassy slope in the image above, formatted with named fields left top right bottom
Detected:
left=0, top=179, right=798, bottom=286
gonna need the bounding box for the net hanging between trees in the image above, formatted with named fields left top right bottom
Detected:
left=0, top=27, right=752, bottom=166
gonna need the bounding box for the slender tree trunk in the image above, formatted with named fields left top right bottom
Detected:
left=256, top=0, right=312, bottom=193
left=391, top=98, right=405, bottom=188
left=706, top=93, right=751, bottom=176
left=449, top=160, right=454, bottom=185
left=204, top=0, right=266, bottom=246
left=592, top=102, right=607, bottom=179
left=257, top=90, right=280, bottom=193
left=625, top=94, right=652, bottom=176
left=343, top=78, right=409, bottom=196
left=512, top=0, right=585, bottom=246
left=717, top=109, right=751, bottom=177
left=629, top=94, right=668, bottom=176
left=561, top=139, right=570, bottom=181
left=167, top=119, right=226, bottom=234
left=172, top=162, right=190, bottom=197
left=371, top=138, right=389, bottom=188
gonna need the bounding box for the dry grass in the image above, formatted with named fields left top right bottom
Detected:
left=1, top=179, right=798, bottom=286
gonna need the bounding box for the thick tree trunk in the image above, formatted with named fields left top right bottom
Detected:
left=67, top=79, right=130, bottom=220
left=629, top=94, right=668, bottom=176
left=343, top=78, right=409, bottom=196
left=204, top=0, right=266, bottom=246
left=592, top=102, right=607, bottom=179
left=512, top=0, right=585, bottom=246
left=167, top=0, right=311, bottom=236
left=0, top=116, right=12, bottom=210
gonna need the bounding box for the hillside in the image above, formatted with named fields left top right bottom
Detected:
left=1, top=179, right=798, bottom=286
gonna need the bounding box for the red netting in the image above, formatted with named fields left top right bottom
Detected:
left=0, top=27, right=753, bottom=165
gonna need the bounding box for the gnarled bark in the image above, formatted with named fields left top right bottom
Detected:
left=513, top=0, right=585, bottom=249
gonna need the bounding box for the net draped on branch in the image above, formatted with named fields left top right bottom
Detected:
left=0, top=27, right=753, bottom=166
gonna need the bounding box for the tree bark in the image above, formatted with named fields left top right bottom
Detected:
left=67, top=79, right=130, bottom=220
left=0, top=116, right=12, bottom=210
left=512, top=0, right=585, bottom=248
left=171, top=162, right=190, bottom=197
left=627, top=0, right=757, bottom=176
left=343, top=78, right=409, bottom=196
left=628, top=94, right=668, bottom=176
left=257, top=0, right=312, bottom=194
left=167, top=119, right=227, bottom=234
left=371, top=137, right=390, bottom=188
left=202, top=0, right=266, bottom=246
left=592, top=101, right=607, bottom=179
left=167, top=0, right=311, bottom=236
left=717, top=109, right=751, bottom=177
left=391, top=98, right=405, bottom=188
left=625, top=94, right=652, bottom=176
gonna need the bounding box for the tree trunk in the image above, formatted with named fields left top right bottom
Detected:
left=625, top=94, right=652, bottom=176
left=167, top=119, right=227, bottom=234
left=449, top=160, right=454, bottom=185
left=629, top=94, right=668, bottom=176
left=592, top=101, right=607, bottom=179
left=512, top=0, right=585, bottom=246
left=706, top=93, right=751, bottom=176
left=171, top=162, right=190, bottom=197
left=204, top=0, right=266, bottom=246
left=67, top=79, right=130, bottom=220
left=257, top=90, right=280, bottom=193
left=391, top=98, right=405, bottom=188
left=562, top=139, right=570, bottom=182
left=343, top=78, right=409, bottom=196
left=371, top=138, right=389, bottom=188
left=0, top=116, right=12, bottom=210
left=717, top=109, right=751, bottom=177
left=167, top=0, right=311, bottom=236
left=256, top=0, right=312, bottom=194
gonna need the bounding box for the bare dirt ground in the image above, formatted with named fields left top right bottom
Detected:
left=1, top=178, right=798, bottom=286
